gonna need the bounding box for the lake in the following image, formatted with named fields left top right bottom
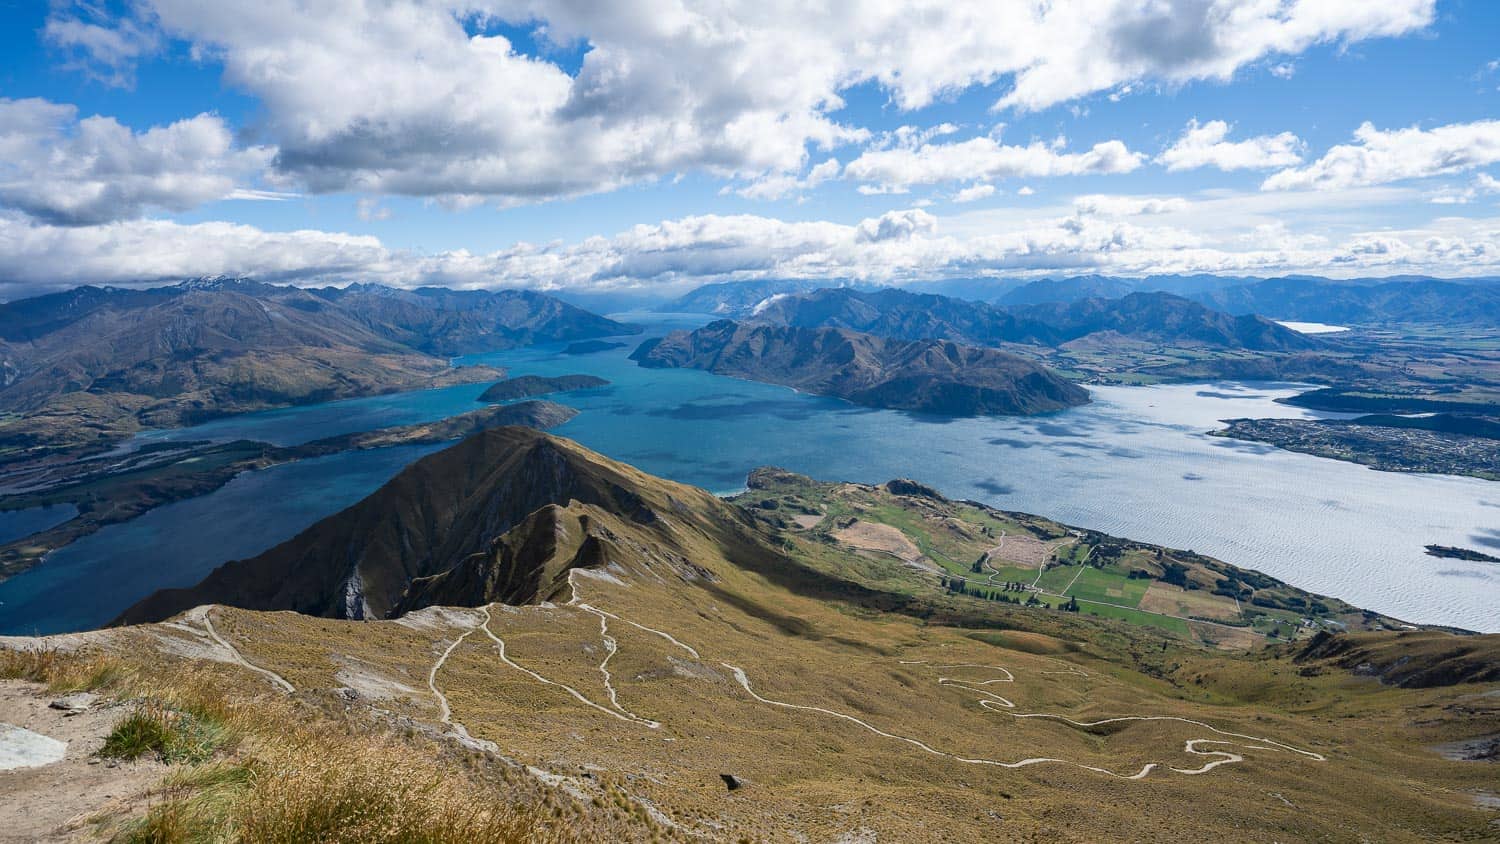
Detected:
left=2, top=312, right=1496, bottom=634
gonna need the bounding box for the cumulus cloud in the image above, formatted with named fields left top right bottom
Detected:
left=1158, top=119, right=1303, bottom=171
left=1263, top=119, right=1500, bottom=190
left=734, top=158, right=842, bottom=201
left=1428, top=173, right=1500, bottom=205
left=1073, top=195, right=1190, bottom=216
left=856, top=209, right=937, bottom=242
left=0, top=98, right=273, bottom=225
left=41, top=0, right=1435, bottom=205
left=952, top=184, right=997, bottom=203
left=8, top=200, right=1500, bottom=301
left=844, top=135, right=1143, bottom=191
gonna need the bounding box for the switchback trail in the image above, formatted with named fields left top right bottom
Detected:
left=195, top=607, right=295, bottom=694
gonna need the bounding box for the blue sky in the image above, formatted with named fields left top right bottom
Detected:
left=1, top=1, right=1498, bottom=296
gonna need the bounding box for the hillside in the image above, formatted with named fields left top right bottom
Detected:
left=1192, top=277, right=1500, bottom=325
left=305, top=283, right=638, bottom=356
left=114, top=426, right=749, bottom=623
left=1011, top=292, right=1318, bottom=351
left=750, top=286, right=1314, bottom=351
left=4, top=430, right=1495, bottom=840
left=631, top=320, right=1088, bottom=415
left=748, top=286, right=1045, bottom=346
left=0, top=400, right=580, bottom=579
left=0, top=280, right=632, bottom=460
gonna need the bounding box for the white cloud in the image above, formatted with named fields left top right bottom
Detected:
left=1428, top=173, right=1500, bottom=205
left=1073, top=195, right=1190, bottom=216
left=0, top=215, right=388, bottom=289
left=844, top=135, right=1143, bottom=191
left=1158, top=119, right=1303, bottom=172
left=42, top=0, right=1435, bottom=205
left=1017, top=186, right=1036, bottom=196
left=356, top=197, right=393, bottom=221
left=1264, top=119, right=1500, bottom=190
left=8, top=198, right=1500, bottom=301
left=734, top=158, right=842, bottom=200
left=952, top=184, right=997, bottom=203
left=856, top=209, right=937, bottom=242
left=0, top=98, right=273, bottom=225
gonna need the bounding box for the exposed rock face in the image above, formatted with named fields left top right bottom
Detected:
left=115, top=427, right=767, bottom=624
left=631, top=321, right=1088, bottom=416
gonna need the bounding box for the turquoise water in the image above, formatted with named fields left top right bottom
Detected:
left=2, top=312, right=1497, bottom=633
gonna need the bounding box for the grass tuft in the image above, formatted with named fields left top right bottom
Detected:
left=100, top=701, right=230, bottom=764
left=1, top=646, right=132, bottom=693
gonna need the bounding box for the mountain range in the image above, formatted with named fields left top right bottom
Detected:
left=747, top=287, right=1316, bottom=351
left=0, top=279, right=634, bottom=460
left=631, top=320, right=1090, bottom=415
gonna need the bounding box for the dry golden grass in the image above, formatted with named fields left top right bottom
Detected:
left=2, top=646, right=648, bottom=843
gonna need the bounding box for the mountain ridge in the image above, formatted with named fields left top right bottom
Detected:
left=632, top=319, right=1090, bottom=415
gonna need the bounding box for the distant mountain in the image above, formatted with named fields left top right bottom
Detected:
left=631, top=320, right=1088, bottom=416
left=1190, top=277, right=1500, bottom=325
left=748, top=287, right=1045, bottom=346
left=750, top=287, right=1313, bottom=351
left=303, top=283, right=639, bottom=356
left=1010, top=292, right=1320, bottom=351
left=0, top=280, right=633, bottom=459
left=116, top=426, right=761, bottom=623
left=997, top=274, right=1250, bottom=306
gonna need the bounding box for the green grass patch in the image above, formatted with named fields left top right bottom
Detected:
left=1075, top=600, right=1190, bottom=635
left=1064, top=567, right=1148, bottom=608
left=101, top=701, right=230, bottom=764
left=1033, top=565, right=1078, bottom=593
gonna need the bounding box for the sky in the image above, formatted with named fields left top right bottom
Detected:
left=1, top=0, right=1499, bottom=299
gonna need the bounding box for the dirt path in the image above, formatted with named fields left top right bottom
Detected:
left=427, top=622, right=482, bottom=726
left=193, top=607, right=295, bottom=694
left=720, top=656, right=1325, bottom=781
left=574, top=604, right=662, bottom=728
left=476, top=605, right=658, bottom=728
left=0, top=680, right=164, bottom=842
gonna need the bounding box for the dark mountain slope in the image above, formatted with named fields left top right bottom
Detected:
left=1011, top=291, right=1319, bottom=350
left=749, top=287, right=1047, bottom=346
left=750, top=287, right=1313, bottom=351
left=631, top=320, right=1088, bottom=415
left=306, top=284, right=637, bottom=355
left=115, top=426, right=762, bottom=624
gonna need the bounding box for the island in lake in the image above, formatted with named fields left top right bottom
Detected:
left=477, top=374, right=610, bottom=401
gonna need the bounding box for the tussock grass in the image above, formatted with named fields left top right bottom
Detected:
left=5, top=646, right=574, bottom=842
left=0, top=646, right=131, bottom=693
